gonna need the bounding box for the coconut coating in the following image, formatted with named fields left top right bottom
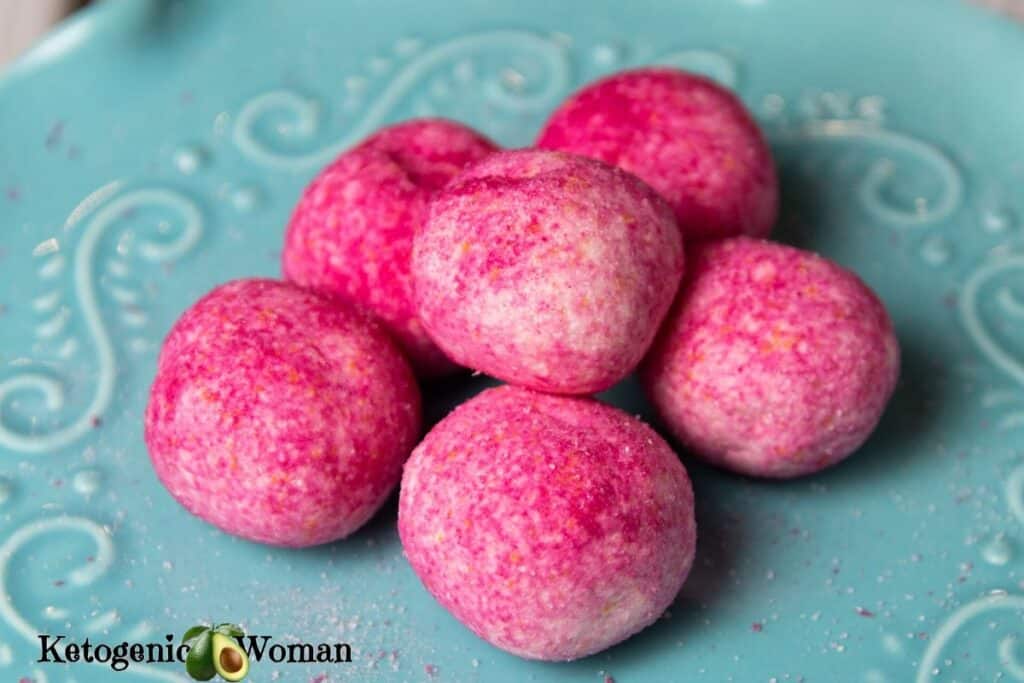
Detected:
left=398, top=385, right=696, bottom=661
left=412, top=149, right=684, bottom=395
left=144, top=279, right=421, bottom=547
left=536, top=68, right=777, bottom=242
left=283, top=118, right=498, bottom=378
left=641, top=238, right=900, bottom=478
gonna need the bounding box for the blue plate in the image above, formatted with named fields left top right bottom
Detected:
left=2, top=1, right=1024, bottom=681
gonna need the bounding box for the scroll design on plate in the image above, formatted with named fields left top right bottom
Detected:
left=0, top=515, right=186, bottom=681
left=232, top=29, right=572, bottom=171
left=0, top=187, right=202, bottom=454
left=915, top=592, right=1024, bottom=682
left=773, top=113, right=963, bottom=227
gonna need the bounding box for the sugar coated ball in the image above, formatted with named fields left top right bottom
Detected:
left=283, top=118, right=498, bottom=378
left=537, top=68, right=777, bottom=241
left=412, top=149, right=684, bottom=395
left=145, top=278, right=421, bottom=546
left=399, top=385, right=696, bottom=660
left=642, top=238, right=900, bottom=478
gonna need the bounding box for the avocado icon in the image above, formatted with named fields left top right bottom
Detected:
left=182, top=623, right=249, bottom=682
left=212, top=632, right=249, bottom=681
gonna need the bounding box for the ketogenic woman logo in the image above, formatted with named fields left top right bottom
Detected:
left=37, top=621, right=353, bottom=680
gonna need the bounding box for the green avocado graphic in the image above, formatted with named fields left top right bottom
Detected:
left=182, top=623, right=249, bottom=682
left=211, top=632, right=249, bottom=681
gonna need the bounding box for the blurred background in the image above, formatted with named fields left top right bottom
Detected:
left=2, top=0, right=1024, bottom=70
left=0, top=0, right=84, bottom=67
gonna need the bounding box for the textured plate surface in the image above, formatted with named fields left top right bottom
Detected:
left=1, top=1, right=1024, bottom=681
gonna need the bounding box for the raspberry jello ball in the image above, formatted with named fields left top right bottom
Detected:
left=144, top=279, right=421, bottom=547
left=537, top=68, right=777, bottom=241
left=641, top=238, right=900, bottom=478
left=399, top=386, right=696, bottom=660
left=283, top=118, right=498, bottom=378
left=412, top=149, right=684, bottom=395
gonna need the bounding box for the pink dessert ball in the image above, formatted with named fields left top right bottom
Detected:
left=537, top=68, right=777, bottom=242
left=283, top=118, right=499, bottom=378
left=412, top=149, right=684, bottom=395
left=399, top=385, right=696, bottom=660
left=641, top=238, right=900, bottom=478
left=144, top=278, right=421, bottom=547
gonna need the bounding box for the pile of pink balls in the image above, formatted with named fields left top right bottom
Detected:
left=145, top=68, right=900, bottom=661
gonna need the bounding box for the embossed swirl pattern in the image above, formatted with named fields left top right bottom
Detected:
left=776, top=118, right=963, bottom=227
left=962, top=255, right=1024, bottom=389
left=0, top=516, right=185, bottom=681
left=233, top=30, right=571, bottom=170
left=0, top=188, right=201, bottom=454
left=916, top=592, right=1024, bottom=682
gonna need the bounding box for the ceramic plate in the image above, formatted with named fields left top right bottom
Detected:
left=1, top=1, right=1023, bottom=681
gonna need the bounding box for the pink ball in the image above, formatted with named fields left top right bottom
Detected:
left=399, top=385, right=696, bottom=660
left=537, top=68, right=777, bottom=242
left=283, top=118, right=498, bottom=378
left=144, top=279, right=421, bottom=547
left=412, top=149, right=684, bottom=395
left=641, top=238, right=900, bottom=478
